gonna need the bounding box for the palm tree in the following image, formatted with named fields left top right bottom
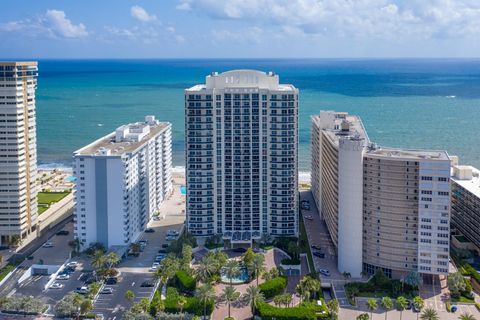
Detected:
left=251, top=254, right=265, bottom=285
left=195, top=258, right=217, bottom=284
left=381, top=297, right=393, bottom=320
left=366, top=298, right=378, bottom=320
left=327, top=299, right=339, bottom=319
left=156, top=255, right=180, bottom=284
left=220, top=286, right=240, bottom=319
left=105, top=252, right=120, bottom=269
left=396, top=296, right=408, bottom=320
left=357, top=313, right=370, bottom=320
left=223, top=259, right=241, bottom=287
left=91, top=250, right=105, bottom=270
left=242, top=285, right=264, bottom=315
left=177, top=296, right=187, bottom=316
left=413, top=296, right=424, bottom=320
left=420, top=308, right=439, bottom=320
left=296, top=276, right=319, bottom=302
left=124, top=290, right=135, bottom=302
left=458, top=313, right=477, bottom=320
left=195, top=284, right=216, bottom=319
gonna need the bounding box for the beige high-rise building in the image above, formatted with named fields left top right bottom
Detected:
left=311, top=111, right=451, bottom=278
left=0, top=62, right=39, bottom=246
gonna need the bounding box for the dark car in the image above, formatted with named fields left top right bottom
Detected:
left=64, top=266, right=76, bottom=273
left=311, top=245, right=321, bottom=251
left=141, top=280, right=155, bottom=287
left=406, top=301, right=412, bottom=310
left=56, top=230, right=70, bottom=236
left=105, top=277, right=118, bottom=285
left=84, top=277, right=96, bottom=285
left=145, top=228, right=155, bottom=233
left=313, top=251, right=325, bottom=258
left=162, top=244, right=169, bottom=248
left=233, top=248, right=247, bottom=253
left=158, top=249, right=166, bottom=254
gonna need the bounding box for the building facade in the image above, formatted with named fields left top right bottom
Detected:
left=451, top=164, right=480, bottom=251
left=73, top=116, right=172, bottom=249
left=0, top=62, right=39, bottom=246
left=311, top=111, right=451, bottom=278
left=185, top=70, right=298, bottom=244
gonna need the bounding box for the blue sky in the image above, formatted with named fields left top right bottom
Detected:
left=1, top=0, right=480, bottom=58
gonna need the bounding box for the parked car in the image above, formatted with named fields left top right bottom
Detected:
left=311, top=245, right=321, bottom=250
left=57, top=274, right=70, bottom=280
left=76, top=286, right=89, bottom=294
left=42, top=242, right=54, bottom=248
left=313, top=251, right=325, bottom=258
left=66, top=261, right=78, bottom=268
left=105, top=277, right=118, bottom=285
left=64, top=266, right=76, bottom=273
left=150, top=262, right=160, bottom=271
left=56, top=230, right=69, bottom=236
left=145, top=228, right=155, bottom=233
left=166, top=230, right=179, bottom=236
left=139, top=240, right=148, bottom=245
left=406, top=300, right=412, bottom=310
left=50, top=282, right=64, bottom=289
left=304, top=215, right=313, bottom=220
left=141, top=280, right=155, bottom=287
left=153, top=216, right=161, bottom=221
left=158, top=249, right=166, bottom=254
left=165, top=236, right=176, bottom=241
left=319, top=269, right=331, bottom=277
left=233, top=248, right=247, bottom=253
left=161, top=244, right=169, bottom=248
left=100, top=287, right=113, bottom=294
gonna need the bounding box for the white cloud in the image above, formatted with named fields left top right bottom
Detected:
left=177, top=0, right=480, bottom=39
left=130, top=5, right=158, bottom=22
left=105, top=24, right=185, bottom=44
left=44, top=10, right=88, bottom=38
left=0, top=9, right=88, bottom=39
left=211, top=26, right=263, bottom=44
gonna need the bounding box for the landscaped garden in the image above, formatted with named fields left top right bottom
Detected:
left=37, top=190, right=71, bottom=214
left=120, top=231, right=338, bottom=320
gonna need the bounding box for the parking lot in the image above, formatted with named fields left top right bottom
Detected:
left=91, top=215, right=184, bottom=319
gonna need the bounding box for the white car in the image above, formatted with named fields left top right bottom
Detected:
left=66, top=261, right=78, bottom=268
left=50, top=282, right=64, bottom=289
left=56, top=274, right=70, bottom=280
left=42, top=242, right=54, bottom=248
left=319, top=269, right=331, bottom=277
left=150, top=262, right=160, bottom=272
left=166, top=230, right=179, bottom=236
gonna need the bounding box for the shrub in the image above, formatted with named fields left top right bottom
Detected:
left=0, top=264, right=15, bottom=282
left=149, top=290, right=162, bottom=316
left=475, top=303, right=480, bottom=311
left=281, top=257, right=301, bottom=265
left=174, top=270, right=196, bottom=294
left=446, top=301, right=452, bottom=312
left=259, top=276, right=287, bottom=299
left=164, top=287, right=214, bottom=316
left=256, top=301, right=329, bottom=320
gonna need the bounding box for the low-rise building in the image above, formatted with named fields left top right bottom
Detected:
left=73, top=116, right=172, bottom=249
left=451, top=163, right=480, bottom=253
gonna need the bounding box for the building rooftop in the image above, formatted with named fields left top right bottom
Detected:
left=0, top=61, right=37, bottom=67
left=74, top=116, right=170, bottom=157
left=365, top=146, right=450, bottom=161
left=186, top=69, right=297, bottom=92
left=451, top=165, right=480, bottom=198
left=312, top=110, right=370, bottom=145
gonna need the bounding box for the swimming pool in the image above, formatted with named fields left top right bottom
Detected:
left=64, top=175, right=76, bottom=182
left=180, top=186, right=186, bottom=195
left=220, top=266, right=249, bottom=284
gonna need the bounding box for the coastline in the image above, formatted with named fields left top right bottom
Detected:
left=38, top=164, right=312, bottom=183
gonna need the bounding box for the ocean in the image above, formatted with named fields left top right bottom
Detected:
left=35, top=59, right=480, bottom=171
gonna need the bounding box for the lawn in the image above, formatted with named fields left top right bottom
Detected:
left=451, top=296, right=476, bottom=304
left=37, top=191, right=70, bottom=214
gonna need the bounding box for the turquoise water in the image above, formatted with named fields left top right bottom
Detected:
left=180, top=186, right=186, bottom=195
left=35, top=59, right=480, bottom=170
left=64, top=175, right=76, bottom=182
left=220, top=266, right=249, bottom=284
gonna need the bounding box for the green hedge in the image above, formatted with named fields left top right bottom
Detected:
left=256, top=301, right=329, bottom=320
left=259, top=276, right=287, bottom=299
left=164, top=287, right=214, bottom=316
left=0, top=264, right=15, bottom=282
left=173, top=270, right=196, bottom=294
left=281, top=258, right=301, bottom=265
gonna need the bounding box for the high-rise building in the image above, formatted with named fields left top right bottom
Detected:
left=311, top=111, right=451, bottom=278
left=73, top=116, right=172, bottom=249
left=450, top=162, right=480, bottom=252
left=185, top=70, right=298, bottom=245
left=0, top=62, right=39, bottom=246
